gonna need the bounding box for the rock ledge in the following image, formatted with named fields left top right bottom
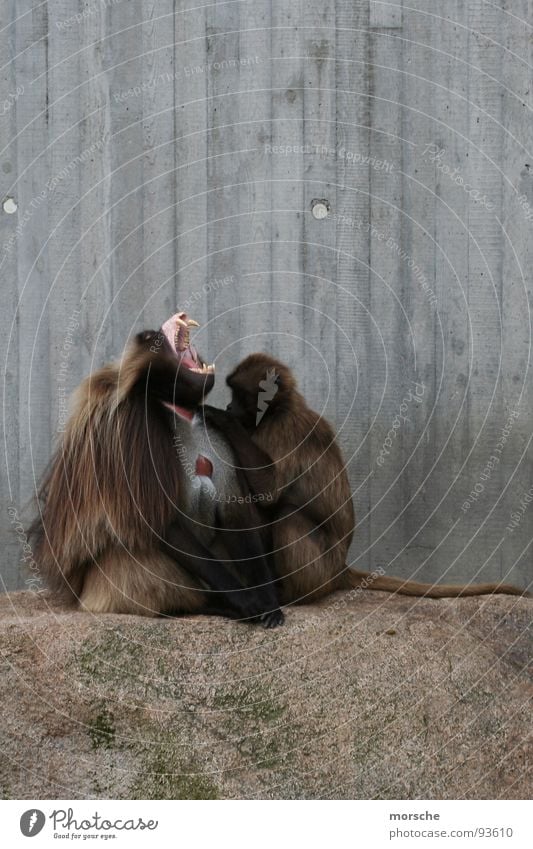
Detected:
left=0, top=590, right=531, bottom=799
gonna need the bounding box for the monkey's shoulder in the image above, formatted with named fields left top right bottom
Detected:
left=259, top=406, right=338, bottom=457
left=68, top=365, right=117, bottom=413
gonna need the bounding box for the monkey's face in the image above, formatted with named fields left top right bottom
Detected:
left=157, top=311, right=215, bottom=405
left=227, top=353, right=295, bottom=429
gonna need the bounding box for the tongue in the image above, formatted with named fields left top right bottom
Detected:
left=179, top=350, right=198, bottom=369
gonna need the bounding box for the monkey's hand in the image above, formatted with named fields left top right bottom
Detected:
left=200, top=405, right=262, bottom=447
left=202, top=404, right=279, bottom=502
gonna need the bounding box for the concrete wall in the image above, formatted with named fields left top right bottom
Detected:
left=1, top=1, right=532, bottom=591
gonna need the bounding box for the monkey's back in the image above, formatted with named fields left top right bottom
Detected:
left=251, top=396, right=356, bottom=603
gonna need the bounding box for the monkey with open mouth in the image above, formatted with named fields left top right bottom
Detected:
left=29, top=314, right=284, bottom=627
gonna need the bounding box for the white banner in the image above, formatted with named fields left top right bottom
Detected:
left=0, top=799, right=531, bottom=848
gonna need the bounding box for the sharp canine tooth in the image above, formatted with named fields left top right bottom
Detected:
left=190, top=364, right=214, bottom=374
left=187, top=319, right=200, bottom=327
left=175, top=317, right=188, bottom=328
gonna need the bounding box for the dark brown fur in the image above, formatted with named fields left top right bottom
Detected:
left=226, top=354, right=529, bottom=603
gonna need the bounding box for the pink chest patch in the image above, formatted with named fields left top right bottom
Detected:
left=162, top=402, right=212, bottom=477
left=163, top=401, right=194, bottom=421
left=195, top=455, right=213, bottom=478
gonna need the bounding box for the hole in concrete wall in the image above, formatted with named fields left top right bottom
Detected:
left=3, top=197, right=17, bottom=214
left=310, top=198, right=330, bottom=219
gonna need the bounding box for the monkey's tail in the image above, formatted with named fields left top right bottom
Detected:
left=344, top=568, right=529, bottom=598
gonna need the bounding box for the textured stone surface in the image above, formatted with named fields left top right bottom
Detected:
left=0, top=590, right=531, bottom=800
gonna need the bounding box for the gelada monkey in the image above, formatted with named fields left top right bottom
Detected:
left=30, top=315, right=283, bottom=627
left=214, top=353, right=528, bottom=604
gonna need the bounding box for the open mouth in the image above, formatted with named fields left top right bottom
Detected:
left=160, top=312, right=215, bottom=375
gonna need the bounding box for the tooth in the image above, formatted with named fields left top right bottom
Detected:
left=187, top=319, right=200, bottom=327
left=189, top=364, right=215, bottom=375
left=175, top=317, right=188, bottom=328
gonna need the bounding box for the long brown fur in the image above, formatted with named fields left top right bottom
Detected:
left=31, top=338, right=204, bottom=615
left=227, top=354, right=528, bottom=603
